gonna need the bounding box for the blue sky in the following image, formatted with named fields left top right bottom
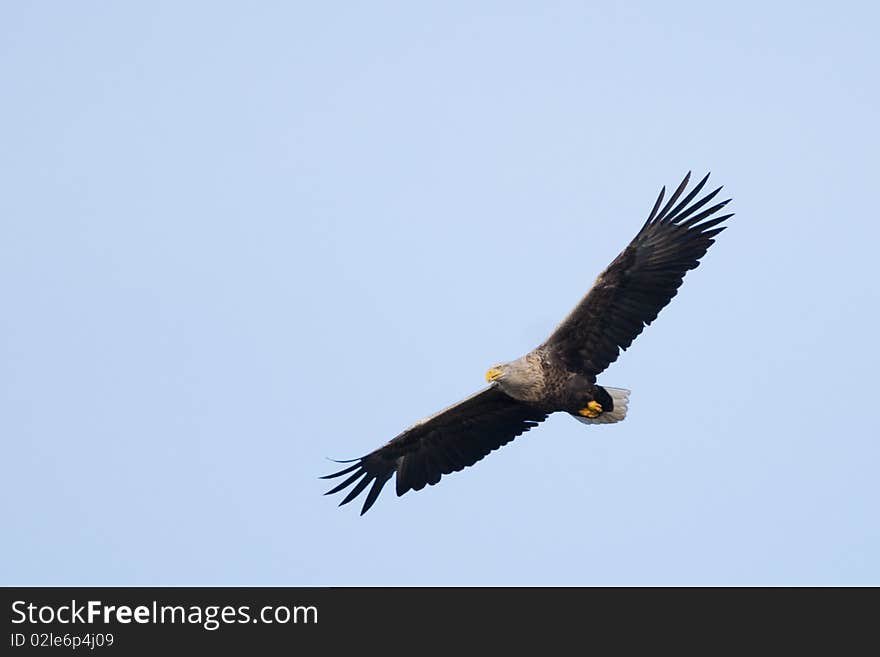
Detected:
left=2, top=1, right=878, bottom=585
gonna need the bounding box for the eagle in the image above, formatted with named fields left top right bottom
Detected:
left=323, top=172, right=733, bottom=514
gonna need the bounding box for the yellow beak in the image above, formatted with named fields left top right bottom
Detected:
left=485, top=367, right=502, bottom=383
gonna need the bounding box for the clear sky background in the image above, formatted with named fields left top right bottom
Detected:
left=2, top=2, right=878, bottom=586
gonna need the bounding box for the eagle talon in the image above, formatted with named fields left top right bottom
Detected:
left=578, top=401, right=603, bottom=418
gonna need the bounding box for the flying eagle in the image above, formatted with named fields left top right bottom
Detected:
left=323, top=172, right=733, bottom=514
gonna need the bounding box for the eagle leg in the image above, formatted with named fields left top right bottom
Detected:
left=577, top=401, right=603, bottom=418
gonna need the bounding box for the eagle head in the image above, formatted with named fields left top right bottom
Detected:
left=485, top=357, right=543, bottom=401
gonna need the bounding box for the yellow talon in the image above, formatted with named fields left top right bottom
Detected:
left=578, top=401, right=603, bottom=418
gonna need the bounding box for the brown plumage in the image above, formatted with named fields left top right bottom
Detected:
left=323, top=172, right=733, bottom=514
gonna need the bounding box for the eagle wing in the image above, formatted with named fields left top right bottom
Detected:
left=322, top=385, right=548, bottom=514
left=543, top=172, right=733, bottom=378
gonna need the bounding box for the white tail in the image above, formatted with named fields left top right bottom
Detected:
left=573, top=387, right=630, bottom=425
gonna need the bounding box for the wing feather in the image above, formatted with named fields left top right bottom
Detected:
left=543, top=172, right=733, bottom=377
left=322, top=386, right=548, bottom=514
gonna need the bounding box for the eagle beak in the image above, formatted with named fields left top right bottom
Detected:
left=485, top=367, right=502, bottom=383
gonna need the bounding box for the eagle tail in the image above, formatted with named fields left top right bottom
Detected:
left=573, top=386, right=630, bottom=425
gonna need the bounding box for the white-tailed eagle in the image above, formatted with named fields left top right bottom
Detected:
left=323, top=172, right=733, bottom=514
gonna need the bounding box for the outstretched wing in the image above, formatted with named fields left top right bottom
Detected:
left=544, top=172, right=733, bottom=377
left=322, top=386, right=548, bottom=515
